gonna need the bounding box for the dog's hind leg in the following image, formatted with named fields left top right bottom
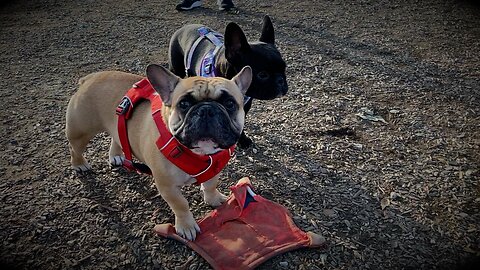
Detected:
left=108, top=138, right=125, bottom=167
left=66, top=105, right=98, bottom=172
left=66, top=131, right=94, bottom=173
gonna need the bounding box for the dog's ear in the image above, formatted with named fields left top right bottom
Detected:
left=259, top=15, right=275, bottom=44
left=231, top=66, right=252, bottom=95
left=225, top=22, right=251, bottom=61
left=146, top=64, right=180, bottom=106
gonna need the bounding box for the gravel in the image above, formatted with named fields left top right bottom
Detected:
left=1, top=0, right=479, bottom=269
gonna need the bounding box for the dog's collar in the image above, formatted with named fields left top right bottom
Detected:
left=243, top=95, right=252, bottom=105
left=116, top=78, right=235, bottom=184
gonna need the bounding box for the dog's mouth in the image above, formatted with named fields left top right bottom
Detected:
left=171, top=102, right=241, bottom=154
left=191, top=139, right=222, bottom=155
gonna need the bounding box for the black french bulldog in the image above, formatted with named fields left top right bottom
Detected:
left=168, top=15, right=288, bottom=148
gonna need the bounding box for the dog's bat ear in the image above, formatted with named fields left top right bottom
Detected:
left=146, top=64, right=180, bottom=106
left=224, top=22, right=251, bottom=61
left=232, top=66, right=252, bottom=95
left=259, top=15, right=275, bottom=44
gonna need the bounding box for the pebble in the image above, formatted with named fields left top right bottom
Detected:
left=323, top=208, right=336, bottom=217
left=320, top=254, right=327, bottom=265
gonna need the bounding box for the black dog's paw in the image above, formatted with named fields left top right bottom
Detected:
left=238, top=132, right=253, bottom=148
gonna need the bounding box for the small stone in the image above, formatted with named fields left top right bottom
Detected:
left=390, top=192, right=400, bottom=200
left=320, top=254, right=327, bottom=265
left=323, top=208, right=336, bottom=217
left=279, top=261, right=288, bottom=267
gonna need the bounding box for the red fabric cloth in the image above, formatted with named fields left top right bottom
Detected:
left=154, top=178, right=326, bottom=270
left=116, top=78, right=235, bottom=184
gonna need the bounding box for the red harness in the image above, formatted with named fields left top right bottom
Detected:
left=116, top=78, right=235, bottom=185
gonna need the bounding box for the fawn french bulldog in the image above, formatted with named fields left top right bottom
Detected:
left=66, top=64, right=252, bottom=240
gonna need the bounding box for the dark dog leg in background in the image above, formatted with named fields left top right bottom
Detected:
left=238, top=98, right=253, bottom=148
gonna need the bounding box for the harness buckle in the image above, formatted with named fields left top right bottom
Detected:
left=116, top=96, right=131, bottom=115
left=169, top=146, right=183, bottom=159
left=204, top=63, right=212, bottom=75
left=121, top=158, right=135, bottom=171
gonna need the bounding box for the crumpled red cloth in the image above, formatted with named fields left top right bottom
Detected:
left=154, top=177, right=326, bottom=270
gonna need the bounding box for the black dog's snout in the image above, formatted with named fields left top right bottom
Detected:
left=276, top=76, right=284, bottom=87
left=276, top=76, right=288, bottom=95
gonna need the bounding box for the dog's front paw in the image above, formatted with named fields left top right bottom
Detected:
left=237, top=133, right=253, bottom=148
left=175, top=214, right=201, bottom=241
left=204, top=190, right=228, bottom=207
left=72, top=163, right=92, bottom=173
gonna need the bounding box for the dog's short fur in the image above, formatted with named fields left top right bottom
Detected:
left=169, top=15, right=288, bottom=148
left=66, top=65, right=252, bottom=240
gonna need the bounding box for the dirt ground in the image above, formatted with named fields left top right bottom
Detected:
left=1, top=0, right=479, bottom=269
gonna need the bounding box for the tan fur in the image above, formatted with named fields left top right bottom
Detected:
left=65, top=66, right=251, bottom=241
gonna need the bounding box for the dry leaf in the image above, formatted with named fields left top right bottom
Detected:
left=380, top=197, right=390, bottom=210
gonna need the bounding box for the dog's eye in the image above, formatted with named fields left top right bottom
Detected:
left=223, top=99, right=237, bottom=111
left=257, top=71, right=270, bottom=80
left=178, top=100, right=192, bottom=110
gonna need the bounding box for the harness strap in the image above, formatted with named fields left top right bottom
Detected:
left=116, top=96, right=134, bottom=169
left=200, top=50, right=216, bottom=77
left=116, top=79, right=236, bottom=184
left=201, top=28, right=223, bottom=47
left=184, top=26, right=224, bottom=77
left=117, top=115, right=133, bottom=167
left=184, top=36, right=204, bottom=77
left=116, top=84, right=153, bottom=174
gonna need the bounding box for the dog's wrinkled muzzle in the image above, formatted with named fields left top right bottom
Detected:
left=176, top=102, right=240, bottom=150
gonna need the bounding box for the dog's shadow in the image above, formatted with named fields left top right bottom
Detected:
left=75, top=166, right=159, bottom=207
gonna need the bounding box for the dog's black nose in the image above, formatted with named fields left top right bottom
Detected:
left=196, top=104, right=215, bottom=118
